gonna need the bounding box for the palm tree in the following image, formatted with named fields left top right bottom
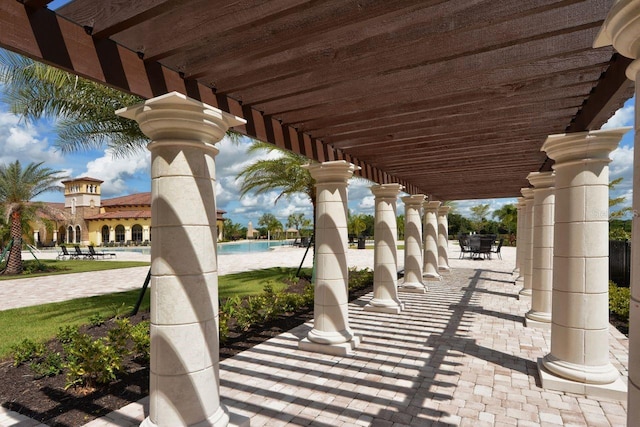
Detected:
left=492, top=203, right=517, bottom=234
left=0, top=50, right=240, bottom=156
left=0, top=161, right=65, bottom=274
left=238, top=141, right=316, bottom=229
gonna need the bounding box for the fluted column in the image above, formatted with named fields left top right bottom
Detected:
left=365, top=184, right=404, bottom=313
left=436, top=205, right=451, bottom=273
left=595, top=1, right=640, bottom=414
left=399, top=194, right=426, bottom=293
left=519, top=188, right=534, bottom=298
left=117, top=92, right=247, bottom=427
left=513, top=198, right=525, bottom=278
left=538, top=129, right=630, bottom=399
left=299, top=160, right=361, bottom=355
left=422, top=201, right=442, bottom=281
left=525, top=172, right=555, bottom=329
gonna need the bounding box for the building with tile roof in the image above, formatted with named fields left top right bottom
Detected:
left=32, top=177, right=225, bottom=246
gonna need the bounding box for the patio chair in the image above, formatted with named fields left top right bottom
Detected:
left=492, top=238, right=504, bottom=260
left=475, top=237, right=494, bottom=260
left=89, top=245, right=117, bottom=259
left=458, top=239, right=473, bottom=259
left=57, top=246, right=77, bottom=260
left=74, top=245, right=92, bottom=259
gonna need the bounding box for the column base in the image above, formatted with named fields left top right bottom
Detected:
left=438, top=266, right=451, bottom=274
left=537, top=358, right=626, bottom=400
left=423, top=272, right=442, bottom=282
left=524, top=314, right=551, bottom=330
left=298, top=334, right=362, bottom=356
left=518, top=288, right=532, bottom=299
left=363, top=300, right=405, bottom=314
left=140, top=405, right=250, bottom=427
left=398, top=282, right=427, bottom=293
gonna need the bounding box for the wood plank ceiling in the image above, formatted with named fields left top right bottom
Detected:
left=1, top=0, right=634, bottom=200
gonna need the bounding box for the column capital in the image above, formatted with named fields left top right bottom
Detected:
left=527, top=171, right=555, bottom=189
left=541, top=129, right=631, bottom=164
left=521, top=187, right=534, bottom=199
left=594, top=0, right=640, bottom=61
left=423, top=200, right=442, bottom=212
left=437, top=205, right=451, bottom=214
left=371, top=183, right=404, bottom=198
left=305, top=160, right=358, bottom=183
left=116, top=91, right=245, bottom=144
left=401, top=194, right=426, bottom=207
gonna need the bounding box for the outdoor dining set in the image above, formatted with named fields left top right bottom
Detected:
left=458, top=234, right=503, bottom=260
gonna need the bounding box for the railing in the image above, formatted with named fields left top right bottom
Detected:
left=609, top=240, right=631, bottom=287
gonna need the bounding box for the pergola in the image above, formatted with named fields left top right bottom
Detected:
left=0, top=0, right=634, bottom=199
left=1, top=1, right=639, bottom=427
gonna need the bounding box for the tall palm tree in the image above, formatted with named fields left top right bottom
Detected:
left=238, top=141, right=316, bottom=227
left=0, top=50, right=240, bottom=156
left=0, top=161, right=65, bottom=274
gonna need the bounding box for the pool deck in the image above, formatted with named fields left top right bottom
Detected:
left=0, top=245, right=629, bottom=426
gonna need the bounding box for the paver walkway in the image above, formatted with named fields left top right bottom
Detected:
left=0, top=246, right=629, bottom=426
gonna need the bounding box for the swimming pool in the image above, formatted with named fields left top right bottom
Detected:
left=105, top=240, right=290, bottom=255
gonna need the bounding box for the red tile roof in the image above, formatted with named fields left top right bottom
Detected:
left=84, top=210, right=151, bottom=220
left=102, top=192, right=151, bottom=207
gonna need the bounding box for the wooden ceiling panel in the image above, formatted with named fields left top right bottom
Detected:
left=1, top=0, right=632, bottom=200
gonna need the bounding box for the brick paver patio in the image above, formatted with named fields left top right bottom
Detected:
left=0, top=246, right=629, bottom=426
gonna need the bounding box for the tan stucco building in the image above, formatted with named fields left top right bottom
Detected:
left=32, top=177, right=225, bottom=247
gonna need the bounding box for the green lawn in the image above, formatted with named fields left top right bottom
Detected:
left=0, top=259, right=150, bottom=280
left=0, top=266, right=311, bottom=359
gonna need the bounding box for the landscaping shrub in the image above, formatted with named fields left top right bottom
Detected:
left=56, top=325, right=80, bottom=344
left=29, top=351, right=63, bottom=379
left=130, top=320, right=150, bottom=361
left=609, top=281, right=630, bottom=321
left=63, top=333, right=124, bottom=389
left=11, top=339, right=46, bottom=367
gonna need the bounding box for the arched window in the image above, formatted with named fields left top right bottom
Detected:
left=115, top=225, right=125, bottom=243
left=75, top=225, right=81, bottom=243
left=67, top=226, right=73, bottom=244
left=132, top=224, right=143, bottom=242
left=101, top=225, right=110, bottom=244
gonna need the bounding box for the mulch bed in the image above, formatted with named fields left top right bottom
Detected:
left=0, top=283, right=373, bottom=427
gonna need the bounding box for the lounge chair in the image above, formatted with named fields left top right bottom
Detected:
left=57, top=246, right=77, bottom=260
left=88, top=245, right=116, bottom=259
left=74, top=245, right=92, bottom=259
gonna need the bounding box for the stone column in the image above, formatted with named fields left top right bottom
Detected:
left=117, top=92, right=247, bottom=427
left=422, top=201, right=442, bottom=281
left=436, top=205, right=451, bottom=273
left=399, top=194, right=426, bottom=293
left=125, top=226, right=132, bottom=243
left=525, top=172, right=555, bottom=329
left=109, top=227, right=115, bottom=244
left=299, top=160, right=361, bottom=356
left=33, top=230, right=39, bottom=245
left=365, top=184, right=404, bottom=312
left=595, top=2, right=640, bottom=415
left=519, top=188, right=534, bottom=298
left=53, top=229, right=58, bottom=244
left=513, top=198, right=525, bottom=278
left=538, top=129, right=630, bottom=399
left=143, top=226, right=150, bottom=243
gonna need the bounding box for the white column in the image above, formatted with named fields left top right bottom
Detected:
left=143, top=226, right=150, bottom=243
left=33, top=230, right=39, bottom=245
left=399, top=194, right=426, bottom=293
left=125, top=226, right=132, bottom=243
left=519, top=188, right=534, bottom=298
left=299, top=160, right=361, bottom=356
left=538, top=129, right=630, bottom=399
left=53, top=229, right=58, bottom=244
left=365, top=184, right=404, bottom=313
left=109, top=227, right=115, bottom=244
left=436, top=205, right=451, bottom=273
left=422, top=201, right=442, bottom=281
left=595, top=2, right=640, bottom=416
left=117, top=92, right=247, bottom=427
left=525, top=172, right=555, bottom=329
left=513, top=198, right=525, bottom=278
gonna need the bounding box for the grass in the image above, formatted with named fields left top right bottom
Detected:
left=0, top=266, right=312, bottom=359
left=0, top=259, right=150, bottom=280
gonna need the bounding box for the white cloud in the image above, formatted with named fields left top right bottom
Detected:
left=82, top=149, right=150, bottom=197
left=0, top=111, right=64, bottom=166
left=601, top=104, right=634, bottom=129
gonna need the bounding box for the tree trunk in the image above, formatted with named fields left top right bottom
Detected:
left=5, top=210, right=23, bottom=275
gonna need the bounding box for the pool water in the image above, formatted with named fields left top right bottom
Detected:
left=217, top=240, right=288, bottom=254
